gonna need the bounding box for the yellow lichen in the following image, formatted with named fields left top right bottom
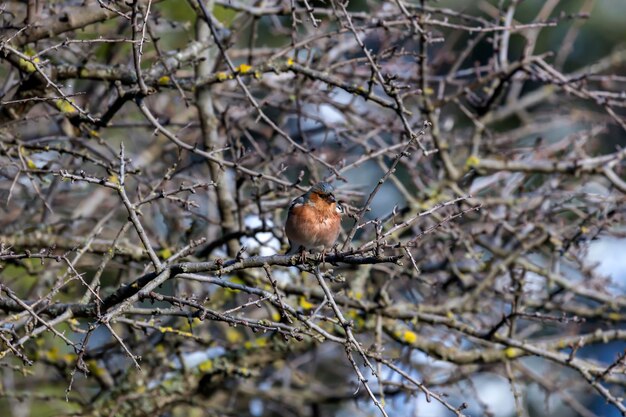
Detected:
left=244, top=337, right=268, bottom=349
left=503, top=347, right=520, bottom=359
left=45, top=347, right=60, bottom=361
left=607, top=312, right=622, bottom=321
left=465, top=155, right=480, bottom=169
left=158, top=326, right=193, bottom=338
left=158, top=247, right=173, bottom=259
left=198, top=359, right=213, bottom=372
left=225, top=328, right=243, bottom=343
left=237, top=63, right=252, bottom=74
left=298, top=296, right=314, bottom=310
left=62, top=353, right=76, bottom=363
left=18, top=55, right=40, bottom=73
left=402, top=330, right=418, bottom=344
left=55, top=99, right=77, bottom=114
left=87, top=360, right=108, bottom=377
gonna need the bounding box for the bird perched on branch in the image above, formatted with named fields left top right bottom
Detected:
left=285, top=182, right=343, bottom=260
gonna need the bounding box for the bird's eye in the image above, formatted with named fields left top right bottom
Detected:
left=335, top=203, right=344, bottom=214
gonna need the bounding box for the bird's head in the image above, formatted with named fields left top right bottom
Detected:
left=309, top=182, right=336, bottom=202
left=307, top=182, right=343, bottom=214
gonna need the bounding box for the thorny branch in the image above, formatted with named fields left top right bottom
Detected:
left=1, top=1, right=626, bottom=416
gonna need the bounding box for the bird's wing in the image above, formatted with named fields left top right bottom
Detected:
left=288, top=195, right=305, bottom=212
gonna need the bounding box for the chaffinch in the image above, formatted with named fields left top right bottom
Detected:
left=285, top=182, right=343, bottom=257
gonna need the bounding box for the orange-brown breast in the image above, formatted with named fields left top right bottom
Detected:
left=286, top=200, right=341, bottom=249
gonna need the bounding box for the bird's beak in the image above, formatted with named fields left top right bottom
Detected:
left=327, top=194, right=336, bottom=203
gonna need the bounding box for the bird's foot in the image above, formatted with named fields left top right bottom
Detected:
left=319, top=249, right=327, bottom=265
left=298, top=247, right=308, bottom=264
